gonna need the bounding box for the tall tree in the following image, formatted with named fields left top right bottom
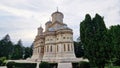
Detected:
left=80, top=14, right=108, bottom=68
left=24, top=44, right=33, bottom=59
left=109, top=25, right=120, bottom=61
left=12, top=39, right=24, bottom=59
left=0, top=34, right=13, bottom=59
left=80, top=14, right=92, bottom=59
left=74, top=41, right=84, bottom=58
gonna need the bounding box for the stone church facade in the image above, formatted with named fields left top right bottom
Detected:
left=31, top=10, right=76, bottom=63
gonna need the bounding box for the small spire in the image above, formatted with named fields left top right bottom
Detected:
left=57, top=6, right=59, bottom=12
left=49, top=17, right=51, bottom=21
left=40, top=23, right=42, bottom=27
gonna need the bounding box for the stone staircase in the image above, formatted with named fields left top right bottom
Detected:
left=58, top=63, right=72, bottom=68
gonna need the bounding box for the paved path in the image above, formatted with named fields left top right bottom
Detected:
left=0, top=66, right=7, bottom=68
left=36, top=62, right=40, bottom=68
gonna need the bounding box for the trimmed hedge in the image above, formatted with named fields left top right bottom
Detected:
left=6, top=61, right=15, bottom=68
left=39, top=62, right=50, bottom=68
left=6, top=62, right=36, bottom=68
left=78, top=61, right=90, bottom=68
left=72, top=63, right=79, bottom=68
left=50, top=63, right=57, bottom=68
left=0, top=57, right=6, bottom=66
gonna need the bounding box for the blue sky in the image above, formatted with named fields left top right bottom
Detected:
left=0, top=0, right=120, bottom=47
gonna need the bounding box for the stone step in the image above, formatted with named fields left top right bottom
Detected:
left=58, top=63, right=72, bottom=68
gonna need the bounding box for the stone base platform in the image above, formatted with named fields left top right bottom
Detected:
left=7, top=58, right=88, bottom=68
left=58, top=63, right=72, bottom=68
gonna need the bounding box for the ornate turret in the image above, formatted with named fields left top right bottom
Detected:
left=51, top=10, right=64, bottom=23
left=37, top=26, right=43, bottom=35
left=45, top=21, right=52, bottom=31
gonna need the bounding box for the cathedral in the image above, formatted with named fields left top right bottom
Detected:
left=31, top=10, right=77, bottom=63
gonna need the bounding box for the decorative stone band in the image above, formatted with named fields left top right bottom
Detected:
left=33, top=44, right=44, bottom=48
left=56, top=29, right=73, bottom=35
left=44, top=31, right=56, bottom=36
left=44, top=29, right=73, bottom=36
left=45, top=41, right=73, bottom=45
left=34, top=35, right=45, bottom=42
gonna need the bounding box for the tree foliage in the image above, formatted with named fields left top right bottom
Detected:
left=74, top=41, right=84, bottom=58
left=11, top=40, right=24, bottom=59
left=109, top=25, right=120, bottom=62
left=0, top=34, right=13, bottom=59
left=39, top=62, right=50, bottom=68
left=24, top=46, right=32, bottom=59
left=80, top=14, right=108, bottom=68
left=0, top=34, right=33, bottom=60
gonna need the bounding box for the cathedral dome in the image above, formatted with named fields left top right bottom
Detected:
left=38, top=26, right=43, bottom=30
left=51, top=11, right=64, bottom=17
left=45, top=20, right=52, bottom=25
left=37, top=26, right=43, bottom=35
left=51, top=10, right=64, bottom=23
left=45, top=21, right=52, bottom=31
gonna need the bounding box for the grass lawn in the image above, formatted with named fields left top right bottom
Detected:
left=105, top=66, right=120, bottom=68
left=92, top=66, right=120, bottom=68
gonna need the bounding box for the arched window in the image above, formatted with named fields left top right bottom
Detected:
left=71, top=44, right=73, bottom=51
left=57, top=45, right=59, bottom=52
left=64, top=44, right=66, bottom=51
left=34, top=49, right=35, bottom=54
left=44, top=46, right=46, bottom=52
left=50, top=46, right=52, bottom=52
left=38, top=48, right=39, bottom=53
left=41, top=47, right=44, bottom=53
left=68, top=44, right=70, bottom=51
left=47, top=45, right=49, bottom=52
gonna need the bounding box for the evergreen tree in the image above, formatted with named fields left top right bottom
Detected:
left=24, top=44, right=33, bottom=59
left=12, top=39, right=24, bottom=59
left=0, top=35, right=33, bottom=60
left=80, top=14, right=108, bottom=68
left=92, top=14, right=107, bottom=68
left=0, top=34, right=13, bottom=59
left=109, top=25, right=120, bottom=61
left=80, top=14, right=92, bottom=59
left=74, top=41, right=84, bottom=58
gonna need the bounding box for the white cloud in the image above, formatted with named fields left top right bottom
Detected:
left=0, top=0, right=120, bottom=46
left=0, top=4, right=37, bottom=18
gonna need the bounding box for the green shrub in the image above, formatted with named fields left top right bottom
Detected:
left=50, top=63, right=57, bottom=68
left=6, top=62, right=36, bottom=68
left=0, top=60, right=2, bottom=66
left=39, top=62, right=50, bottom=68
left=78, top=61, right=90, bottom=68
left=113, top=59, right=120, bottom=66
left=6, top=61, right=15, bottom=68
left=14, top=63, right=36, bottom=68
left=0, top=57, right=6, bottom=66
left=72, top=63, right=79, bottom=68
left=1, top=61, right=7, bottom=66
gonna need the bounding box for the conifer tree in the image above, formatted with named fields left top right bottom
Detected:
left=80, top=14, right=108, bottom=68
left=0, top=34, right=13, bottom=59
left=12, top=39, right=24, bottom=59
left=109, top=25, right=120, bottom=64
